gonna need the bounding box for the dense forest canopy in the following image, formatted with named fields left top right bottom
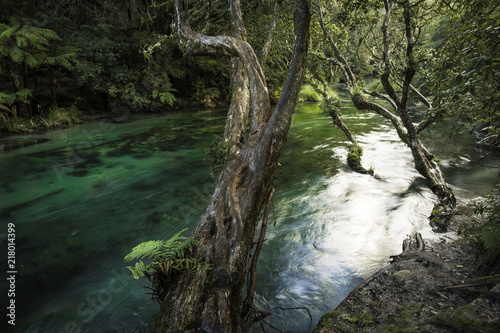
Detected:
left=0, top=0, right=498, bottom=147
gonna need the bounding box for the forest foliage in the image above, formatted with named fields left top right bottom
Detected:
left=0, top=0, right=498, bottom=148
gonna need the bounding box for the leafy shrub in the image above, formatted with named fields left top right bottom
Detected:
left=298, top=84, right=323, bottom=102
left=460, top=185, right=500, bottom=266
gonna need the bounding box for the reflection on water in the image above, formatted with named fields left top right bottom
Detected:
left=0, top=94, right=498, bottom=332
left=252, top=121, right=440, bottom=331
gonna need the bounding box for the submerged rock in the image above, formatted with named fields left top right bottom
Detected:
left=106, top=123, right=197, bottom=158
left=0, top=137, right=50, bottom=151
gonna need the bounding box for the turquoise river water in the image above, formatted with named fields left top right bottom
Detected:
left=1, top=87, right=499, bottom=332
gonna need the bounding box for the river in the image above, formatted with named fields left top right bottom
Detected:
left=1, top=87, right=498, bottom=332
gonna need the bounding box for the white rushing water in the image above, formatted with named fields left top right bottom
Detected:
left=251, top=122, right=452, bottom=331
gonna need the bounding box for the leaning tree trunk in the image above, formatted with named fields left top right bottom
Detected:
left=154, top=1, right=311, bottom=332
left=316, top=0, right=455, bottom=229
left=380, top=0, right=455, bottom=231
left=381, top=0, right=456, bottom=207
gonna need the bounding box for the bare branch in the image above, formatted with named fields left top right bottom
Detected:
left=315, top=3, right=357, bottom=89
left=410, top=84, right=431, bottom=108
left=243, top=188, right=275, bottom=316
left=416, top=108, right=443, bottom=134
left=363, top=88, right=398, bottom=111
left=261, top=0, right=283, bottom=70
left=351, top=93, right=408, bottom=144
left=381, top=0, right=401, bottom=106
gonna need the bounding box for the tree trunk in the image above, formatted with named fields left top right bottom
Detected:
left=154, top=1, right=311, bottom=331
left=316, top=0, right=455, bottom=227
left=381, top=0, right=456, bottom=209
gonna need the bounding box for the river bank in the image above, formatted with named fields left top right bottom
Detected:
left=313, top=200, right=500, bottom=333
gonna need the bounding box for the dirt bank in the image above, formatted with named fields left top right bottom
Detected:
left=314, top=203, right=500, bottom=333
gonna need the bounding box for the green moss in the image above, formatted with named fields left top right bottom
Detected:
left=347, top=145, right=373, bottom=175
left=379, top=304, right=422, bottom=333
left=429, top=202, right=454, bottom=232
left=316, top=309, right=375, bottom=332
left=432, top=157, right=442, bottom=168
left=205, top=135, right=233, bottom=181
left=156, top=299, right=175, bottom=331
left=430, top=305, right=500, bottom=332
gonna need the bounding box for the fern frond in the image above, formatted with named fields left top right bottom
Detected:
left=16, top=89, right=32, bottom=103
left=166, top=66, right=184, bottom=79
left=124, top=240, right=165, bottom=263
left=9, top=47, right=25, bottom=64
left=57, top=58, right=73, bottom=70
left=4, top=93, right=17, bottom=106
left=124, top=228, right=203, bottom=295
left=159, top=91, right=177, bottom=106
left=18, top=29, right=47, bottom=50
left=33, top=27, right=61, bottom=41
left=24, top=53, right=40, bottom=68
left=0, top=103, right=10, bottom=112
left=0, top=25, right=19, bottom=43
left=0, top=92, right=8, bottom=104
left=481, top=226, right=500, bottom=263
left=0, top=23, right=9, bottom=35
left=16, top=35, right=28, bottom=49
left=44, top=56, right=56, bottom=66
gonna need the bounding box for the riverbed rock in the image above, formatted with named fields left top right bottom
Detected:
left=0, top=137, right=50, bottom=151
left=392, top=269, right=412, bottom=281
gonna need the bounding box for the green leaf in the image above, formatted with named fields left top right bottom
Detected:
left=152, top=89, right=159, bottom=99
left=5, top=93, right=17, bottom=106
left=159, top=91, right=176, bottom=106
left=16, top=89, right=32, bottom=103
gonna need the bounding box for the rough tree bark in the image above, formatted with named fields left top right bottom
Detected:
left=316, top=0, right=456, bottom=229
left=154, top=0, right=311, bottom=332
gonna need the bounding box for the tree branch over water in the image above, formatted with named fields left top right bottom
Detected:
left=315, top=0, right=456, bottom=227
